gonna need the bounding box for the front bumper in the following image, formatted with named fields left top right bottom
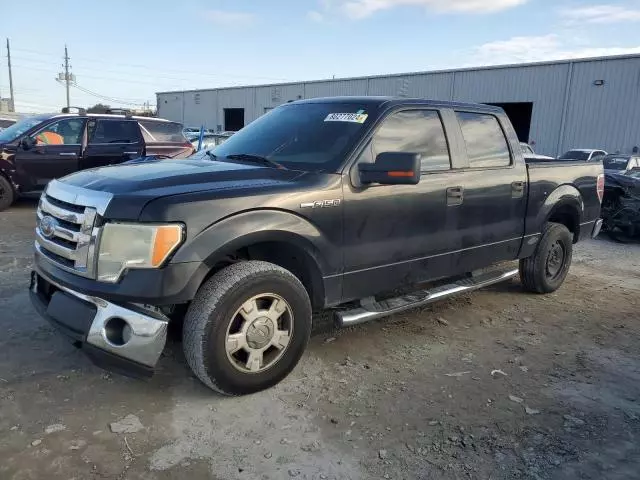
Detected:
left=30, top=270, right=169, bottom=378
left=34, top=246, right=207, bottom=306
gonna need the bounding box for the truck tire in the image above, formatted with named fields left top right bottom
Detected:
left=0, top=175, right=15, bottom=212
left=183, top=261, right=312, bottom=395
left=519, top=222, right=573, bottom=294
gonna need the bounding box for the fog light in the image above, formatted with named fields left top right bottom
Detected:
left=104, top=317, right=131, bottom=346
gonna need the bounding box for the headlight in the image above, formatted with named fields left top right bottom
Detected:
left=97, top=223, right=184, bottom=282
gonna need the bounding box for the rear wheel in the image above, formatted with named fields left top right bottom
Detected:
left=183, top=261, right=312, bottom=395
left=0, top=175, right=15, bottom=212
left=519, top=222, right=573, bottom=294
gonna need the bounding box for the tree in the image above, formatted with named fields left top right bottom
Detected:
left=87, top=103, right=111, bottom=114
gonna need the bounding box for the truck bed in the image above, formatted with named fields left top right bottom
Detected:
left=524, top=159, right=603, bottom=243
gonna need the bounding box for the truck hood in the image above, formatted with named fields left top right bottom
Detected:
left=59, top=159, right=306, bottom=220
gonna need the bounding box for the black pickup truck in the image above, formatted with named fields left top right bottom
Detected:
left=29, top=97, right=604, bottom=395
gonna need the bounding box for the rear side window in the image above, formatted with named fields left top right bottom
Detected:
left=139, top=120, right=186, bottom=143
left=88, top=120, right=140, bottom=144
left=456, top=112, right=511, bottom=168
left=372, top=110, right=450, bottom=172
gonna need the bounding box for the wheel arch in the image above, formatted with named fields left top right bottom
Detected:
left=172, top=210, right=336, bottom=309
left=539, top=185, right=584, bottom=243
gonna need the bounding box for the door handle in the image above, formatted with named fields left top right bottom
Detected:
left=58, top=152, right=77, bottom=156
left=512, top=181, right=525, bottom=198
left=446, top=186, right=464, bottom=206
left=123, top=151, right=138, bottom=155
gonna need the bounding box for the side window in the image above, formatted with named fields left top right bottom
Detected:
left=591, top=151, right=605, bottom=161
left=456, top=112, right=511, bottom=168
left=88, top=120, right=141, bottom=144
left=371, top=110, right=451, bottom=172
left=33, top=118, right=85, bottom=145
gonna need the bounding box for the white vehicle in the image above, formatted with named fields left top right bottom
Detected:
left=190, top=131, right=234, bottom=151
left=520, top=142, right=554, bottom=160
left=0, top=117, right=16, bottom=132
left=559, top=149, right=607, bottom=162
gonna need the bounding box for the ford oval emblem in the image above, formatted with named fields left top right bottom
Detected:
left=39, top=215, right=58, bottom=239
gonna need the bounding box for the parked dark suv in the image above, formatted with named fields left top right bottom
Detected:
left=0, top=109, right=194, bottom=210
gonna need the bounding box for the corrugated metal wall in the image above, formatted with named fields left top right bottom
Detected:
left=562, top=57, right=640, bottom=155
left=157, top=55, right=640, bottom=157
left=451, top=64, right=570, bottom=156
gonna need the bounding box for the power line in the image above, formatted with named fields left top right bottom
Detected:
left=71, top=83, right=149, bottom=106
left=8, top=47, right=291, bottom=82
left=9, top=55, right=282, bottom=86
left=12, top=63, right=186, bottom=88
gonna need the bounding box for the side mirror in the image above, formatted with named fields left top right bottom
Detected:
left=359, top=152, right=421, bottom=185
left=21, top=137, right=36, bottom=150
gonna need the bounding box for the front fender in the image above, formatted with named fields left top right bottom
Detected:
left=0, top=156, right=19, bottom=191
left=171, top=209, right=338, bottom=276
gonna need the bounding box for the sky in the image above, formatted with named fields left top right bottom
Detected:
left=1, top=0, right=639, bottom=113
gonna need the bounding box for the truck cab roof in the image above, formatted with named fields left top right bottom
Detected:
left=290, top=96, right=505, bottom=113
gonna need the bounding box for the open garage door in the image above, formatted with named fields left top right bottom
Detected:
left=224, top=108, right=245, bottom=132
left=485, top=102, right=533, bottom=143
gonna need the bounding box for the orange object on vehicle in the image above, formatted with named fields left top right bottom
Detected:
left=35, top=131, right=64, bottom=145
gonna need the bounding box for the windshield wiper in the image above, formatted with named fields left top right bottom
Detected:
left=225, top=153, right=285, bottom=170
left=205, top=150, right=217, bottom=160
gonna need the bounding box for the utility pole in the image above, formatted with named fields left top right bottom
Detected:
left=6, top=38, right=15, bottom=112
left=56, top=45, right=74, bottom=108
left=63, top=45, right=70, bottom=108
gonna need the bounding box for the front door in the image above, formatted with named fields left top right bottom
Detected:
left=13, top=117, right=86, bottom=192
left=81, top=119, right=144, bottom=170
left=341, top=108, right=463, bottom=302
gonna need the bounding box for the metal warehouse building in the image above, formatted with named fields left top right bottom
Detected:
left=157, top=53, right=640, bottom=157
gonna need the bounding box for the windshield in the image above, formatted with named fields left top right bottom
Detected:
left=559, top=150, right=590, bottom=160
left=602, top=157, right=629, bottom=171
left=0, top=116, right=47, bottom=143
left=209, top=103, right=375, bottom=172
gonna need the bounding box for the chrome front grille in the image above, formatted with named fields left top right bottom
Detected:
left=35, top=180, right=113, bottom=279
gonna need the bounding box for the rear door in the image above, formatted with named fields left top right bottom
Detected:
left=448, top=110, right=528, bottom=269
left=81, top=118, right=144, bottom=170
left=13, top=117, right=86, bottom=191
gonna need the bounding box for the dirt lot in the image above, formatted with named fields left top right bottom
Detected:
left=1, top=199, right=639, bottom=480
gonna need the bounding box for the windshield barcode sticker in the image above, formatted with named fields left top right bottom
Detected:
left=324, top=113, right=368, bottom=124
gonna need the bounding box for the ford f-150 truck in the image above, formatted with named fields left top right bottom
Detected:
left=29, top=97, right=604, bottom=395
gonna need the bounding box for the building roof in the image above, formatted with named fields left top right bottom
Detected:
left=157, top=53, right=640, bottom=96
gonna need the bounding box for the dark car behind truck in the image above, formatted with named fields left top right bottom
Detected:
left=29, top=97, right=604, bottom=395
left=0, top=111, right=194, bottom=211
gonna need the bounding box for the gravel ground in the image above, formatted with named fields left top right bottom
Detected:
left=1, top=199, right=639, bottom=480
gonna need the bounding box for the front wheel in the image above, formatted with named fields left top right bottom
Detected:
left=0, top=175, right=15, bottom=212
left=183, top=261, right=312, bottom=395
left=519, top=222, right=573, bottom=294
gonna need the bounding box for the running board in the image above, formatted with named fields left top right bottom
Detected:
left=336, top=269, right=519, bottom=327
